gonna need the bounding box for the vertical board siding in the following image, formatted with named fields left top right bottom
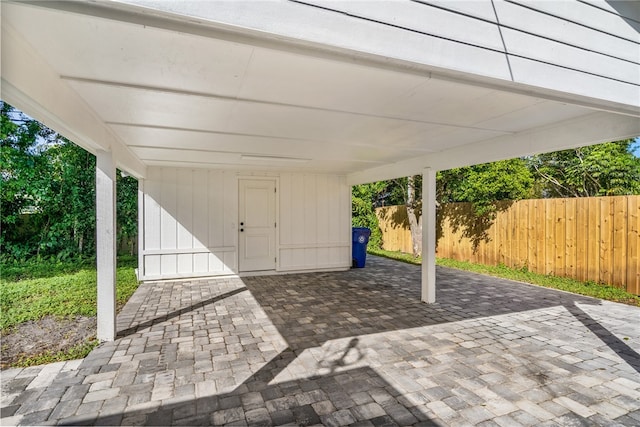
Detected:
left=192, top=169, right=209, bottom=280
left=143, top=168, right=161, bottom=251
left=279, top=173, right=351, bottom=271
left=141, top=167, right=238, bottom=279
left=376, top=196, right=640, bottom=294
left=209, top=170, right=223, bottom=249
left=316, top=175, right=330, bottom=266
left=160, top=168, right=177, bottom=253
left=141, top=167, right=350, bottom=279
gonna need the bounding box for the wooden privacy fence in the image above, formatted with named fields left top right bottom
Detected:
left=376, top=196, right=640, bottom=295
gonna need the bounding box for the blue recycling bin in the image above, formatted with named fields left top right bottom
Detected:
left=352, top=227, right=371, bottom=268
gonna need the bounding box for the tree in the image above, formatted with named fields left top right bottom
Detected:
left=406, top=175, right=422, bottom=256
left=383, top=175, right=423, bottom=256
left=352, top=159, right=534, bottom=255
left=1, top=102, right=62, bottom=259
left=352, top=141, right=638, bottom=256
left=364, top=160, right=534, bottom=255
left=1, top=102, right=138, bottom=261
left=438, top=158, right=534, bottom=217
left=529, top=140, right=640, bottom=198
left=117, top=173, right=138, bottom=256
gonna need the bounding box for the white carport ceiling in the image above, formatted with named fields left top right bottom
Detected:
left=2, top=2, right=636, bottom=177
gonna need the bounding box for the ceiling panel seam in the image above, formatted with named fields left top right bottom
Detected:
left=63, top=76, right=523, bottom=134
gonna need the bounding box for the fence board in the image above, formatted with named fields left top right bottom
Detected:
left=545, top=199, right=555, bottom=275
left=535, top=199, right=546, bottom=274
left=376, top=195, right=640, bottom=294
left=565, top=198, right=577, bottom=280
left=600, top=198, right=613, bottom=285
left=497, top=206, right=505, bottom=265
left=613, top=196, right=627, bottom=289
left=554, top=199, right=566, bottom=277
left=509, top=202, right=517, bottom=267
left=575, top=198, right=588, bottom=282
left=587, top=197, right=600, bottom=283
left=628, top=197, right=640, bottom=295
left=527, top=201, right=537, bottom=271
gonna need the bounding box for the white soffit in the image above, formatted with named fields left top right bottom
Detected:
left=3, top=2, right=637, bottom=178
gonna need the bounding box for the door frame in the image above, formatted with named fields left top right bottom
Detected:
left=237, top=176, right=279, bottom=273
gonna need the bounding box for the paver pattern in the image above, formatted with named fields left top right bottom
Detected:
left=2, top=256, right=640, bottom=426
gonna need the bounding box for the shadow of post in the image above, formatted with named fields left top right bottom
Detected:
left=564, top=303, right=640, bottom=374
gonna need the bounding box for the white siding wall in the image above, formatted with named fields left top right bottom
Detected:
left=129, top=0, right=640, bottom=109
left=298, top=0, right=640, bottom=107
left=141, top=168, right=238, bottom=280
left=140, top=167, right=351, bottom=280
left=279, top=173, right=351, bottom=271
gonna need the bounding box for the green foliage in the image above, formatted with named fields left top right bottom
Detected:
left=2, top=103, right=56, bottom=260
left=368, top=160, right=533, bottom=219
left=117, top=174, right=138, bottom=255
left=351, top=182, right=386, bottom=249
left=384, top=175, right=422, bottom=206
left=359, top=142, right=638, bottom=227
left=1, top=102, right=138, bottom=261
left=0, top=257, right=97, bottom=282
left=354, top=161, right=533, bottom=252
left=369, top=248, right=640, bottom=307
left=529, top=140, right=640, bottom=197
left=438, top=158, right=534, bottom=217
left=0, top=258, right=139, bottom=330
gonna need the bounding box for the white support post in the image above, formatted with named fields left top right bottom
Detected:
left=421, top=168, right=437, bottom=303
left=137, top=179, right=144, bottom=282
left=96, top=150, right=117, bottom=341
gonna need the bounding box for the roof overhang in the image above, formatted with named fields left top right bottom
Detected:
left=2, top=1, right=639, bottom=182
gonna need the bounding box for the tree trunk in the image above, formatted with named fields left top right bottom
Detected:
left=407, top=175, right=422, bottom=256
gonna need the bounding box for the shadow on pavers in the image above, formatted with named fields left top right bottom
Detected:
left=15, top=255, right=640, bottom=425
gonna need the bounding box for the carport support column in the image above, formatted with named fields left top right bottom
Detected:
left=421, top=168, right=436, bottom=303
left=96, top=150, right=117, bottom=341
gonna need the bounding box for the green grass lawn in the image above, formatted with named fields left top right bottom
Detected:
left=368, top=247, right=640, bottom=307
left=1, top=257, right=139, bottom=367
left=1, top=256, right=139, bottom=330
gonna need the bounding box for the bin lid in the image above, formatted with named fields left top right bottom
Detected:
left=352, top=227, right=371, bottom=232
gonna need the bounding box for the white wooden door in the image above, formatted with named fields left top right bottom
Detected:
left=239, top=179, right=276, bottom=272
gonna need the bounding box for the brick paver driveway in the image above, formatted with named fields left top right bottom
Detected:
left=2, top=256, right=640, bottom=426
